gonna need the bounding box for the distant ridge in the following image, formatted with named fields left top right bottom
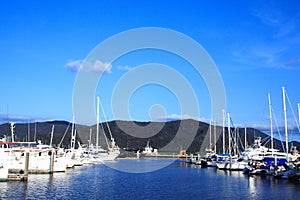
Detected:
left=0, top=119, right=299, bottom=153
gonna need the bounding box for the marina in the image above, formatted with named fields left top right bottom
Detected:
left=1, top=1, right=300, bottom=199
left=1, top=158, right=300, bottom=200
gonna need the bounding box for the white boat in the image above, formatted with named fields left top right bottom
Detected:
left=0, top=124, right=68, bottom=173
left=0, top=144, right=8, bottom=181
left=186, top=154, right=197, bottom=164
left=0, top=141, right=67, bottom=173
left=217, top=109, right=297, bottom=171
left=93, top=150, right=119, bottom=162
left=201, top=120, right=218, bottom=167
left=244, top=88, right=299, bottom=175
left=216, top=154, right=233, bottom=169
left=89, top=140, right=120, bottom=163
left=142, top=141, right=157, bottom=155
left=202, top=148, right=217, bottom=167
left=0, top=163, right=8, bottom=182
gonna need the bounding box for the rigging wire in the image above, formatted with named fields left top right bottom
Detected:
left=99, top=97, right=114, bottom=140
left=286, top=92, right=300, bottom=133
left=58, top=122, right=70, bottom=148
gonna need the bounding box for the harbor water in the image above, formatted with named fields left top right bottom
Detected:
left=1, top=158, right=300, bottom=200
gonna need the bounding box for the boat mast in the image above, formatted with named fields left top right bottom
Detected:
left=27, top=119, right=30, bottom=142
left=268, top=92, right=274, bottom=155
left=34, top=122, right=37, bottom=142
left=71, top=116, right=76, bottom=150
left=50, top=125, right=54, bottom=147
left=227, top=113, right=231, bottom=155
left=298, top=103, right=300, bottom=124
left=222, top=109, right=225, bottom=154
left=96, top=96, right=100, bottom=149
left=214, top=119, right=216, bottom=152
left=244, top=127, right=247, bottom=149
left=89, top=128, right=92, bottom=151
left=234, top=127, right=237, bottom=156
left=209, top=119, right=212, bottom=150
left=282, top=87, right=289, bottom=158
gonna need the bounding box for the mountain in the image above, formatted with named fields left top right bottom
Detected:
left=1, top=119, right=299, bottom=153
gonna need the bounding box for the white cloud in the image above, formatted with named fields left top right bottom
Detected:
left=252, top=8, right=281, bottom=27
left=283, top=58, right=300, bottom=66
left=255, top=12, right=296, bottom=39
left=89, top=60, right=112, bottom=73
left=230, top=3, right=300, bottom=71
left=0, top=114, right=29, bottom=122
left=66, top=59, right=112, bottom=73
left=0, top=114, right=52, bottom=124
left=117, top=65, right=133, bottom=71
left=231, top=44, right=291, bottom=70
left=66, top=59, right=83, bottom=72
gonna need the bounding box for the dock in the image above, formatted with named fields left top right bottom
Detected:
left=6, top=152, right=30, bottom=182
left=7, top=174, right=28, bottom=181
left=119, top=152, right=191, bottom=160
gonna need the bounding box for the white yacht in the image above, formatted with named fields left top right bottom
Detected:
left=142, top=141, right=157, bottom=155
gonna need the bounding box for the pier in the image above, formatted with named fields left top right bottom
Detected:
left=6, top=152, right=29, bottom=181
left=118, top=151, right=193, bottom=160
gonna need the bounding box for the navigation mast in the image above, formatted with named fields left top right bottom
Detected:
left=282, top=87, right=289, bottom=159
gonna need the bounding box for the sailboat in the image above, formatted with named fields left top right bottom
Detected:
left=199, top=119, right=217, bottom=167
left=245, top=88, right=298, bottom=175
left=216, top=113, right=249, bottom=170
left=90, top=97, right=120, bottom=162
left=271, top=87, right=300, bottom=178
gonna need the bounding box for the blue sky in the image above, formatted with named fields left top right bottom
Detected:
left=0, top=0, right=300, bottom=128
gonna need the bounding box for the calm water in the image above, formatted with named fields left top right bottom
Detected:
left=1, top=159, right=300, bottom=200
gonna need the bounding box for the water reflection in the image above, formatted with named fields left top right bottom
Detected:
left=248, top=176, right=257, bottom=199
left=216, top=168, right=245, bottom=178
left=105, top=158, right=174, bottom=173
left=1, top=159, right=300, bottom=200
left=179, top=161, right=191, bottom=168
